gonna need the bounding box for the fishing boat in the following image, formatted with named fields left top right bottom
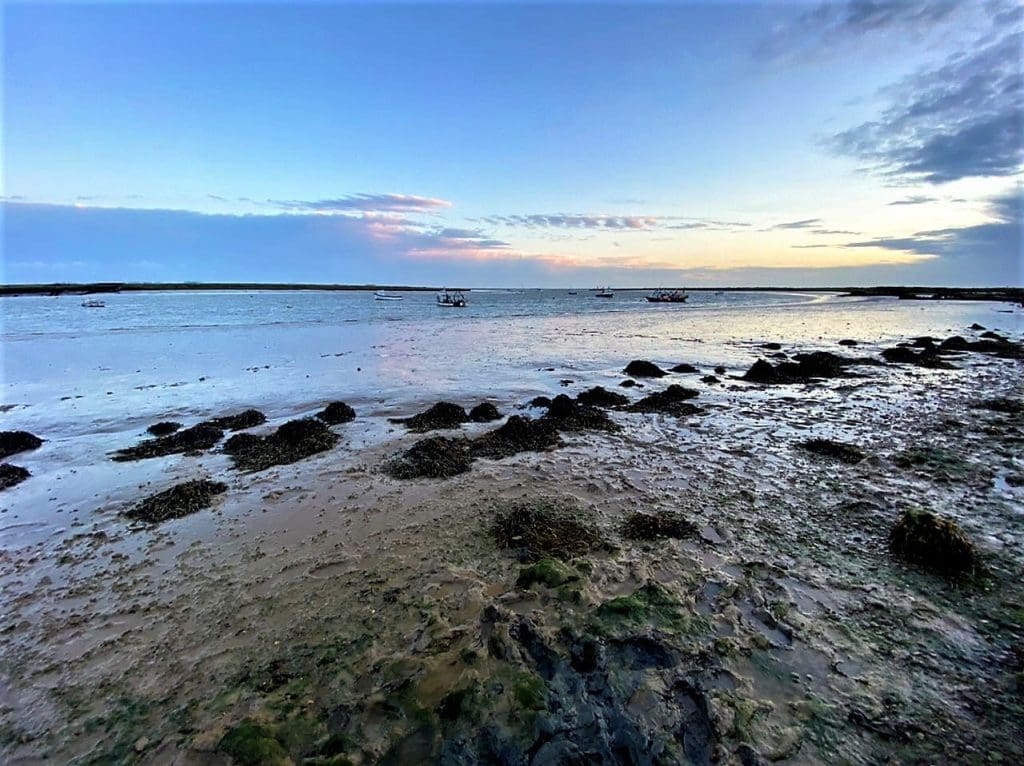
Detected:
left=436, top=289, right=467, bottom=308
left=81, top=299, right=106, bottom=308
left=594, top=287, right=614, bottom=298
left=373, top=291, right=403, bottom=301
left=646, top=289, right=688, bottom=303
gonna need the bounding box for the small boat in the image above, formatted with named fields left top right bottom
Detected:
left=594, top=287, right=614, bottom=298
left=81, top=299, right=106, bottom=308
left=646, top=289, right=688, bottom=303
left=437, top=289, right=467, bottom=308
left=567, top=291, right=578, bottom=295
left=374, top=291, right=403, bottom=301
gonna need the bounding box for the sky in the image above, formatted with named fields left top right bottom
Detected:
left=2, top=0, right=1022, bottom=287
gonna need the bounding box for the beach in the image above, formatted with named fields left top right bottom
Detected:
left=1, top=290, right=1023, bottom=765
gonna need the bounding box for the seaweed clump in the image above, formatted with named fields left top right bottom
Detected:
left=113, top=422, right=224, bottom=461
left=622, top=510, right=698, bottom=541
left=544, top=395, right=619, bottom=432
left=889, top=509, right=979, bottom=577
left=469, top=402, right=501, bottom=422
left=797, top=438, right=866, bottom=464
left=0, top=464, right=30, bottom=490
left=576, top=386, right=629, bottom=408
left=492, top=500, right=602, bottom=561
left=147, top=421, right=181, bottom=437
left=0, top=430, right=43, bottom=460
left=386, top=436, right=473, bottom=479
left=224, top=418, right=339, bottom=471
left=218, top=720, right=289, bottom=766
left=317, top=401, right=356, bottom=424
left=627, top=385, right=701, bottom=417
left=207, top=409, right=267, bottom=431
left=126, top=479, right=228, bottom=523
left=623, top=360, right=668, bottom=378
left=392, top=402, right=469, bottom=432
left=469, top=416, right=561, bottom=459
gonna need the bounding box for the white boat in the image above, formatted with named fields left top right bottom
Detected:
left=437, top=289, right=467, bottom=307
left=81, top=299, right=106, bottom=308
left=594, top=287, right=613, bottom=298
left=374, top=291, right=403, bottom=301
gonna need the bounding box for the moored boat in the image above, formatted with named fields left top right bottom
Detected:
left=374, top=291, right=403, bottom=301
left=437, top=289, right=467, bottom=307
left=646, top=289, right=688, bottom=303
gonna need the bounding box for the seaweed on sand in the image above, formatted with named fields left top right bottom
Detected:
left=0, top=464, right=30, bottom=490
left=797, top=438, right=866, bottom=464
left=623, top=360, right=668, bottom=378
left=469, top=416, right=562, bottom=459
left=469, top=402, right=502, bottom=422
left=575, top=386, right=629, bottom=408
left=622, top=510, right=698, bottom=541
left=627, top=385, right=701, bottom=417
left=386, top=436, right=473, bottom=479
left=113, top=422, right=224, bottom=461
left=317, top=401, right=356, bottom=425
left=889, top=509, right=979, bottom=577
left=543, top=395, right=619, bottom=432
left=492, top=499, right=602, bottom=561
left=224, top=418, right=339, bottom=471
left=126, top=479, right=228, bottom=523
left=0, top=430, right=43, bottom=460
left=206, top=409, right=267, bottom=431
left=146, top=421, right=181, bottom=437
left=391, top=402, right=469, bottom=432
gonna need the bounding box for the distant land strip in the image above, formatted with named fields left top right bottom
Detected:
left=0, top=282, right=1021, bottom=302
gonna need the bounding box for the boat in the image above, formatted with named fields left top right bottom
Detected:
left=436, top=289, right=467, bottom=308
left=374, top=291, right=403, bottom=301
left=646, top=289, right=688, bottom=303
left=81, top=299, right=106, bottom=308
left=567, top=291, right=578, bottom=295
left=594, top=287, right=614, bottom=298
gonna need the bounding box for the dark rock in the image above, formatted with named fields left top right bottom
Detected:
left=980, top=330, right=1005, bottom=341
left=218, top=720, right=288, bottom=766
left=469, top=416, right=561, bottom=459
left=760, top=342, right=782, bottom=351
left=619, top=379, right=638, bottom=388
left=743, top=351, right=871, bottom=384
left=576, top=386, right=629, bottom=408
left=317, top=401, right=356, bottom=425
left=147, top=421, right=182, bottom=437
left=882, top=347, right=920, bottom=364
left=974, top=398, right=1023, bottom=415
left=126, top=479, right=228, bottom=523
left=113, top=423, right=224, bottom=461
left=386, top=436, right=473, bottom=479
left=670, top=363, right=700, bottom=373
left=207, top=409, right=267, bottom=431
left=469, top=402, right=501, bottom=422
left=742, top=359, right=779, bottom=384
left=882, top=346, right=956, bottom=369
left=544, top=394, right=619, bottom=432
left=714, top=366, right=727, bottom=375
left=391, top=402, right=469, bottom=432
left=939, top=335, right=969, bottom=351
left=225, top=418, right=339, bottom=471
left=492, top=499, right=601, bottom=561
left=559, top=379, right=574, bottom=387
left=889, top=509, right=979, bottom=577
left=798, top=438, right=866, bottom=464
left=0, top=464, right=30, bottom=490
left=622, top=510, right=698, bottom=540
left=701, top=375, right=720, bottom=384
left=838, top=339, right=858, bottom=347
left=529, top=396, right=553, bottom=408
left=624, top=360, right=668, bottom=378
left=970, top=323, right=987, bottom=330
left=0, top=430, right=43, bottom=460
left=628, top=385, right=701, bottom=416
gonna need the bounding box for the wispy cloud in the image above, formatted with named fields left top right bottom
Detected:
left=481, top=213, right=750, bottom=233
left=769, top=218, right=822, bottom=230
left=268, top=193, right=453, bottom=214
left=887, top=195, right=938, bottom=205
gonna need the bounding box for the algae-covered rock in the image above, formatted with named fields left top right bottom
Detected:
left=113, top=422, right=224, bottom=461
left=492, top=500, right=602, bottom=561
left=0, top=463, right=30, bottom=491
left=628, top=384, right=701, bottom=416
left=0, top=430, right=43, bottom=460
left=469, top=416, right=561, bottom=459
left=207, top=409, right=267, bottom=431
left=889, top=509, right=979, bottom=576
left=517, top=558, right=579, bottom=588
left=797, top=438, right=866, bottom=464
left=126, top=479, right=228, bottom=523
left=317, top=401, right=356, bottom=425
left=594, top=582, right=705, bottom=636
left=544, top=394, right=619, bottom=432
left=624, top=360, right=668, bottom=378
left=147, top=421, right=181, bottom=437
left=469, top=402, right=501, bottom=422
left=225, top=418, right=339, bottom=471
left=575, top=386, right=629, bottom=408
left=392, top=402, right=469, bottom=432
left=386, top=436, right=473, bottom=479
left=622, top=510, right=698, bottom=540
left=743, top=351, right=871, bottom=384
left=218, top=720, right=289, bottom=766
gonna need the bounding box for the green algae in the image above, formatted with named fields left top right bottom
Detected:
left=593, top=582, right=709, bottom=637
left=219, top=720, right=289, bottom=765
left=516, top=558, right=579, bottom=589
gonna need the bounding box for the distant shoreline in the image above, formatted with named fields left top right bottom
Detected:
left=0, top=282, right=1021, bottom=303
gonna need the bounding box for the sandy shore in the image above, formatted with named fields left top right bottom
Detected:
left=1, top=323, right=1023, bottom=765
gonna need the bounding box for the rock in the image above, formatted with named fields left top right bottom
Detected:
left=939, top=335, right=969, bottom=351
left=0, top=431, right=43, bottom=460
left=391, top=402, right=469, bottom=432
left=974, top=398, right=1024, bottom=415
left=133, top=736, right=150, bottom=753
left=469, top=402, right=501, bottom=422
left=714, top=366, right=727, bottom=375
left=218, top=720, right=289, bottom=766
left=317, top=401, right=356, bottom=425
left=881, top=347, right=920, bottom=364
left=970, top=323, right=987, bottom=330
left=701, top=375, right=720, bottom=384
left=0, top=464, right=30, bottom=490
left=619, top=379, right=638, bottom=388
left=544, top=395, right=619, bottom=432
left=624, top=360, right=668, bottom=378
left=386, top=436, right=473, bottom=479
left=576, top=386, right=629, bottom=408
left=760, top=342, right=782, bottom=351
left=517, top=558, right=579, bottom=588
left=670, top=363, right=700, bottom=373
left=113, top=423, right=224, bottom=461
left=126, top=479, right=228, bottom=523
left=743, top=351, right=871, bottom=384
left=530, top=396, right=553, bottom=408
left=980, top=330, right=1006, bottom=341
left=492, top=499, right=602, bottom=561
left=146, top=421, right=181, bottom=437
left=469, top=416, right=561, bottom=459
left=889, top=509, right=979, bottom=576
left=206, top=409, right=267, bottom=431
left=224, top=418, right=339, bottom=471
left=628, top=385, right=701, bottom=416
left=797, top=438, right=866, bottom=464
left=622, top=510, right=698, bottom=540
left=742, top=359, right=780, bottom=384
left=838, top=339, right=858, bottom=347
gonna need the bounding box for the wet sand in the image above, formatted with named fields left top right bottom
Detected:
left=1, top=319, right=1023, bottom=764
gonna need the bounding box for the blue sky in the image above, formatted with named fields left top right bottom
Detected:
left=3, top=1, right=1022, bottom=286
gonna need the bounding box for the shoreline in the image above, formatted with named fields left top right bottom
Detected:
left=1, top=317, right=1023, bottom=764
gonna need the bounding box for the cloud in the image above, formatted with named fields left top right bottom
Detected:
left=830, top=26, right=1023, bottom=183
left=481, top=213, right=750, bottom=234
left=887, top=195, right=938, bottom=205
left=770, top=218, right=822, bottom=230
left=810, top=228, right=860, bottom=235
left=268, top=193, right=453, bottom=214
